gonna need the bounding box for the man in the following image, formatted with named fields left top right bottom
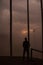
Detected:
left=23, top=37, right=30, bottom=59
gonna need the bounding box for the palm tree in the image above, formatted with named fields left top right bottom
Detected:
left=40, top=0, right=43, bottom=58
left=27, top=0, right=29, bottom=41
left=10, top=0, right=12, bottom=56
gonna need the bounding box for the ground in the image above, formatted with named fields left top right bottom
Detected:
left=0, top=56, right=43, bottom=65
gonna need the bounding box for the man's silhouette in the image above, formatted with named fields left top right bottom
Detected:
left=23, top=37, right=30, bottom=59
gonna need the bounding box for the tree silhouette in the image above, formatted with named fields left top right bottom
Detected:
left=10, top=0, right=12, bottom=56
left=40, top=0, right=43, bottom=58
left=27, top=0, right=29, bottom=41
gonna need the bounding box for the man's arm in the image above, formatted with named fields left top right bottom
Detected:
left=28, top=41, right=30, bottom=47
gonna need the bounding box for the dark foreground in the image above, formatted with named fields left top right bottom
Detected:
left=0, top=56, right=43, bottom=65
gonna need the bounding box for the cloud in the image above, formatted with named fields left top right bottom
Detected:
left=2, top=9, right=10, bottom=20
left=1, top=0, right=10, bottom=10
left=12, top=0, right=27, bottom=24
left=0, top=0, right=41, bottom=24
left=0, top=9, right=10, bottom=34
left=29, top=0, right=41, bottom=24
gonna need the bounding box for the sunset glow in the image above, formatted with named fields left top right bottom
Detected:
left=21, top=29, right=34, bottom=34
left=21, top=30, right=27, bottom=34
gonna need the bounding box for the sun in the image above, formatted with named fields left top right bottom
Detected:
left=21, top=30, right=27, bottom=34
left=21, top=29, right=34, bottom=35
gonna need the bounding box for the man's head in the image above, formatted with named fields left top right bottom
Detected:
left=25, top=37, right=27, bottom=41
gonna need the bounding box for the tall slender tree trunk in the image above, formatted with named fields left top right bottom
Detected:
left=27, top=0, right=29, bottom=41
left=40, top=0, right=43, bottom=59
left=10, top=0, right=12, bottom=56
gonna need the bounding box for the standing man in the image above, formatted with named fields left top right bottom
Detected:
left=23, top=37, right=30, bottom=59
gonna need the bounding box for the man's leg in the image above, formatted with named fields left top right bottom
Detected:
left=23, top=49, right=25, bottom=59
left=27, top=49, right=29, bottom=59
